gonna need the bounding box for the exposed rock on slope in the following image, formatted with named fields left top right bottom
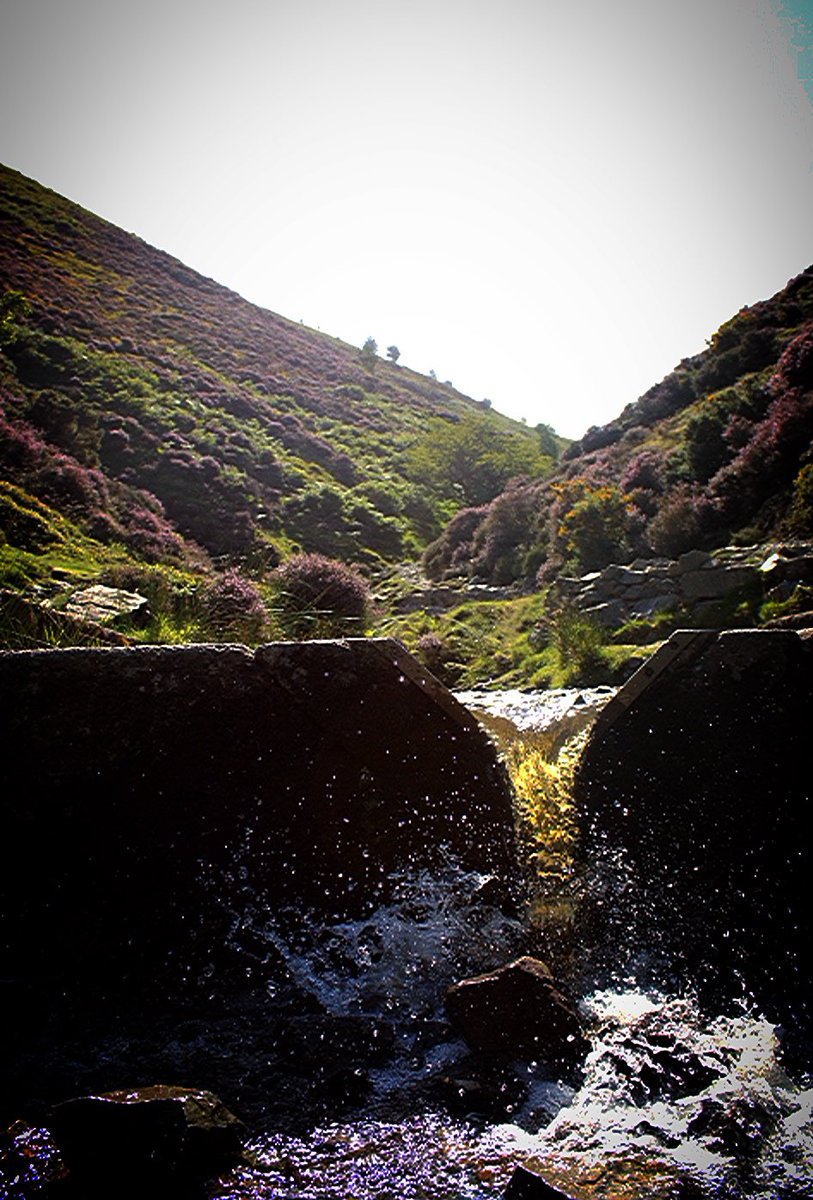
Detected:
left=554, top=541, right=813, bottom=629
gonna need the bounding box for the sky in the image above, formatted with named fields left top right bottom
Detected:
left=1, top=1, right=812, bottom=439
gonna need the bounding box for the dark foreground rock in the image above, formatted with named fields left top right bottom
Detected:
left=573, top=628, right=813, bottom=1039
left=48, top=1085, right=243, bottom=1197
left=0, top=1120, right=67, bottom=1195
left=0, top=640, right=516, bottom=1001
left=503, top=1163, right=581, bottom=1199
left=445, top=957, right=589, bottom=1074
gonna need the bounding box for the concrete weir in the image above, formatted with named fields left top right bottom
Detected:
left=0, top=639, right=516, bottom=992
left=573, top=628, right=813, bottom=1034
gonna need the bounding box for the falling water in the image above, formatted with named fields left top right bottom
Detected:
left=5, top=685, right=811, bottom=1199
left=202, top=859, right=813, bottom=1200
left=201, top=684, right=813, bottom=1199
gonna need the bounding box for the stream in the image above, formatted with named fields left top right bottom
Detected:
left=207, top=863, right=813, bottom=1199
left=204, top=687, right=813, bottom=1199
left=5, top=687, right=812, bottom=1198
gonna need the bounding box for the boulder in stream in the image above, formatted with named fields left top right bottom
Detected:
left=445, top=956, right=590, bottom=1073
left=48, top=1085, right=244, bottom=1195
left=502, top=1163, right=582, bottom=1198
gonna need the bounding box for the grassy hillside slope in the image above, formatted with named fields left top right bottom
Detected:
left=423, top=265, right=813, bottom=588
left=0, top=164, right=550, bottom=641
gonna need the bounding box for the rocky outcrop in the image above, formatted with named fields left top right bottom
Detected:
left=0, top=640, right=517, bottom=998
left=1, top=1087, right=244, bottom=1199
left=556, top=541, right=813, bottom=629
left=392, top=582, right=519, bottom=615
left=572, top=628, right=813, bottom=1036
left=445, top=956, right=589, bottom=1073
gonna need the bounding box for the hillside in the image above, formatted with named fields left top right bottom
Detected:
left=370, top=267, right=813, bottom=691
left=423, top=266, right=813, bottom=586
left=0, top=164, right=551, bottom=643
left=3, top=163, right=811, bottom=678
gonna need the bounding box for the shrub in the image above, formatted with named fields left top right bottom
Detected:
left=203, top=568, right=268, bottom=642
left=784, top=463, right=813, bottom=535
left=414, top=630, right=461, bottom=685
left=0, top=290, right=31, bottom=346
left=360, top=336, right=378, bottom=369
left=619, top=449, right=666, bottom=496
left=708, top=387, right=813, bottom=526
left=118, top=501, right=186, bottom=562
left=422, top=505, right=488, bottom=580
left=408, top=413, right=550, bottom=507
left=646, top=484, right=718, bottom=557
left=551, top=479, right=639, bottom=573
left=272, top=552, right=370, bottom=639
left=768, top=324, right=813, bottom=394
left=0, top=481, right=61, bottom=550
left=347, top=500, right=404, bottom=558
left=541, top=593, right=606, bottom=685
left=416, top=631, right=446, bottom=670
left=626, top=371, right=695, bottom=427
left=281, top=485, right=347, bottom=556
left=683, top=405, right=732, bottom=482
left=470, top=480, right=541, bottom=584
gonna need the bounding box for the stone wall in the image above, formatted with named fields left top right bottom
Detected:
left=556, top=542, right=813, bottom=629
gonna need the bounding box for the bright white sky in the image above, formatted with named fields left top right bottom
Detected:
left=1, top=1, right=812, bottom=438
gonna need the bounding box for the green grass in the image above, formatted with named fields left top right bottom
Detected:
left=759, top=583, right=813, bottom=623
left=378, top=591, right=641, bottom=688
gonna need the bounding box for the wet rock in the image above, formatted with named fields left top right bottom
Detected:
left=574, top=628, right=813, bottom=1036
left=602, top=1035, right=728, bottom=1104
left=632, top=1119, right=682, bottom=1148
left=424, top=1054, right=528, bottom=1120
left=687, top=1092, right=782, bottom=1157
left=303, top=1063, right=372, bottom=1114
left=269, top=1014, right=395, bottom=1066
left=48, top=1085, right=244, bottom=1195
left=502, top=1163, right=580, bottom=1199
left=0, top=1120, right=67, bottom=1196
left=445, top=957, right=589, bottom=1072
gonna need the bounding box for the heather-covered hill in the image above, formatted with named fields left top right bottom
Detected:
left=5, top=162, right=811, bottom=676
left=423, top=266, right=813, bottom=587
left=0, top=164, right=551, bottom=641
